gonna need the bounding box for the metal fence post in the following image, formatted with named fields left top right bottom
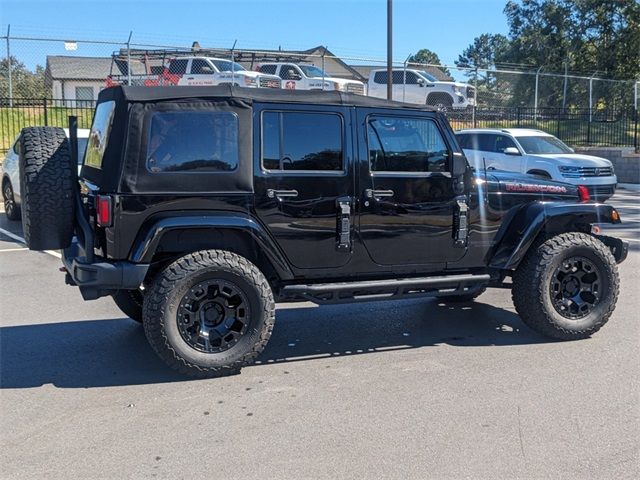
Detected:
left=6, top=25, right=13, bottom=107
left=634, top=108, right=639, bottom=153
left=43, top=97, right=48, bottom=126
left=534, top=66, right=542, bottom=120
left=126, top=31, right=132, bottom=86
left=517, top=106, right=521, bottom=127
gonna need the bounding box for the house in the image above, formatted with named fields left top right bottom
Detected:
left=45, top=56, right=112, bottom=105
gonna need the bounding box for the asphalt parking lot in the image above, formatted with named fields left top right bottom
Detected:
left=1, top=189, right=638, bottom=479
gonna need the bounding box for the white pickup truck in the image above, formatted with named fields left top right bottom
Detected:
left=367, top=68, right=475, bottom=109
left=162, top=56, right=282, bottom=89
left=257, top=63, right=366, bottom=94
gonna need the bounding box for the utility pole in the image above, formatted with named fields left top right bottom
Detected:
left=126, top=31, right=133, bottom=86
left=386, top=0, right=393, bottom=100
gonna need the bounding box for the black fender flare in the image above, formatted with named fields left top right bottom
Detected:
left=129, top=212, right=294, bottom=280
left=488, top=202, right=622, bottom=270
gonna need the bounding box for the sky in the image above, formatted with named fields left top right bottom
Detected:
left=0, top=0, right=509, bottom=71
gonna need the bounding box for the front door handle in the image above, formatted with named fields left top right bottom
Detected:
left=365, top=189, right=394, bottom=198
left=267, top=189, right=299, bottom=199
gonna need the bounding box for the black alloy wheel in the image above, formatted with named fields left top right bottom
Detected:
left=177, top=279, right=250, bottom=353
left=550, top=257, right=601, bottom=320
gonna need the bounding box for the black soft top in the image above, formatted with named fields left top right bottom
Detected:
left=97, top=85, right=437, bottom=111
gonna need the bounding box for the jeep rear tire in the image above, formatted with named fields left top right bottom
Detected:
left=143, top=250, right=275, bottom=378
left=112, top=289, right=144, bottom=323
left=512, top=233, right=619, bottom=340
left=19, top=127, right=75, bottom=250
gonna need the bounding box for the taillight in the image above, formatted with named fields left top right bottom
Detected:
left=577, top=185, right=590, bottom=202
left=96, top=195, right=113, bottom=227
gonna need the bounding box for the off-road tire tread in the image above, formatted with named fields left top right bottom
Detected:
left=512, top=232, right=619, bottom=340
left=19, top=127, right=74, bottom=250
left=143, top=250, right=275, bottom=378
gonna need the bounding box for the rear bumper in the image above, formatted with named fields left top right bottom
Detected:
left=62, top=240, right=149, bottom=300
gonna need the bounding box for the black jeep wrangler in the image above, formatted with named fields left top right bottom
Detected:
left=19, top=86, right=628, bottom=377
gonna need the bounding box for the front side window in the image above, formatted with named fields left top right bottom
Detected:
left=299, top=65, right=327, bottom=78
left=146, top=111, right=239, bottom=173
left=494, top=134, right=518, bottom=153
left=84, top=100, right=116, bottom=169
left=191, top=58, right=213, bottom=74
left=261, top=111, right=343, bottom=172
left=280, top=65, right=301, bottom=80
left=367, top=116, right=449, bottom=173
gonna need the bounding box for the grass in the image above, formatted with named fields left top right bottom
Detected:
left=0, top=105, right=94, bottom=155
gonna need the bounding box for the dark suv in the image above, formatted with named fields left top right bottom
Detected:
left=18, top=86, right=628, bottom=377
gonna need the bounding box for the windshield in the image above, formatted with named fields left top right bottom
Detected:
left=516, top=135, right=573, bottom=154
left=417, top=70, right=438, bottom=82
left=211, top=60, right=246, bottom=72
left=84, top=100, right=116, bottom=169
left=298, top=65, right=328, bottom=78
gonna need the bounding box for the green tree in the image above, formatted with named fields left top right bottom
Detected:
left=0, top=56, right=47, bottom=99
left=455, top=34, right=510, bottom=70
left=407, top=48, right=450, bottom=77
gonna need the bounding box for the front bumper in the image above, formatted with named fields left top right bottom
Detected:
left=595, top=234, right=629, bottom=264
left=62, top=240, right=149, bottom=300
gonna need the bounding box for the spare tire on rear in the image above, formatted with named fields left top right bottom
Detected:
left=19, top=127, right=75, bottom=250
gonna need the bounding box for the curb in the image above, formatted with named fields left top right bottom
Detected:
left=618, top=183, right=640, bottom=192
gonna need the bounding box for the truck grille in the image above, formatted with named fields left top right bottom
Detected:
left=346, top=83, right=365, bottom=95
left=562, top=166, right=614, bottom=178
left=260, top=77, right=281, bottom=89
left=586, top=185, right=615, bottom=197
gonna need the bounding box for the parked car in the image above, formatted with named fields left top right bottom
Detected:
left=17, top=86, right=627, bottom=377
left=2, top=128, right=89, bottom=221
left=456, top=128, right=617, bottom=201
left=161, top=56, right=281, bottom=88
left=257, top=62, right=366, bottom=94
left=367, top=68, right=475, bottom=109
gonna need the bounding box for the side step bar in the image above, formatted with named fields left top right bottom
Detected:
left=279, top=273, right=491, bottom=305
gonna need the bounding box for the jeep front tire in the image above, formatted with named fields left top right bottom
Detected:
left=512, top=233, right=619, bottom=340
left=143, top=250, right=275, bottom=377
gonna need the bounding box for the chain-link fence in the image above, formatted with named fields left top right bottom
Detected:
left=1, top=33, right=638, bottom=154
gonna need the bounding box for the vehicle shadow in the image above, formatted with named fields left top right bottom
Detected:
left=0, top=298, right=554, bottom=389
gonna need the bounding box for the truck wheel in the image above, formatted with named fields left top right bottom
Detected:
left=426, top=93, right=454, bottom=111
left=2, top=179, right=21, bottom=221
left=438, top=288, right=486, bottom=303
left=512, top=233, right=619, bottom=340
left=19, top=127, right=75, bottom=250
left=143, top=250, right=275, bottom=378
left=112, top=289, right=144, bottom=323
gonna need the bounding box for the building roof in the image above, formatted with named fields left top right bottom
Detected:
left=349, top=64, right=453, bottom=82
left=45, top=55, right=112, bottom=80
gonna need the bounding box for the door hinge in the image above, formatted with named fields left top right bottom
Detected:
left=454, top=197, right=469, bottom=247
left=336, top=198, right=352, bottom=252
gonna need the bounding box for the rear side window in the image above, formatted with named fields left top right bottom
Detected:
left=494, top=134, right=518, bottom=153
left=146, top=111, right=239, bottom=173
left=84, top=100, right=116, bottom=169
left=168, top=59, right=188, bottom=75
left=261, top=111, right=343, bottom=172
left=259, top=65, right=277, bottom=75
left=191, top=58, right=213, bottom=74
left=367, top=116, right=449, bottom=173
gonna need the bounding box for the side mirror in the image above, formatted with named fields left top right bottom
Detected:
left=417, top=78, right=425, bottom=87
left=451, top=151, right=468, bottom=176
left=503, top=147, right=521, bottom=156
left=201, top=66, right=213, bottom=73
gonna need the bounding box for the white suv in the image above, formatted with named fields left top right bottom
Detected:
left=162, top=56, right=282, bottom=89
left=456, top=128, right=617, bottom=200
left=367, top=68, right=475, bottom=109
left=257, top=63, right=366, bottom=94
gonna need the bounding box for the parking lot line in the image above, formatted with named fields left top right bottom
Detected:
left=0, top=247, right=29, bottom=252
left=0, top=226, right=61, bottom=259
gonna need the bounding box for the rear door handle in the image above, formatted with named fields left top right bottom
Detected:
left=267, top=189, right=299, bottom=199
left=365, top=189, right=394, bottom=198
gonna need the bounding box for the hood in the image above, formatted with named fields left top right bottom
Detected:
left=530, top=153, right=613, bottom=168
left=236, top=70, right=280, bottom=80
left=484, top=169, right=579, bottom=200
left=329, top=77, right=364, bottom=86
